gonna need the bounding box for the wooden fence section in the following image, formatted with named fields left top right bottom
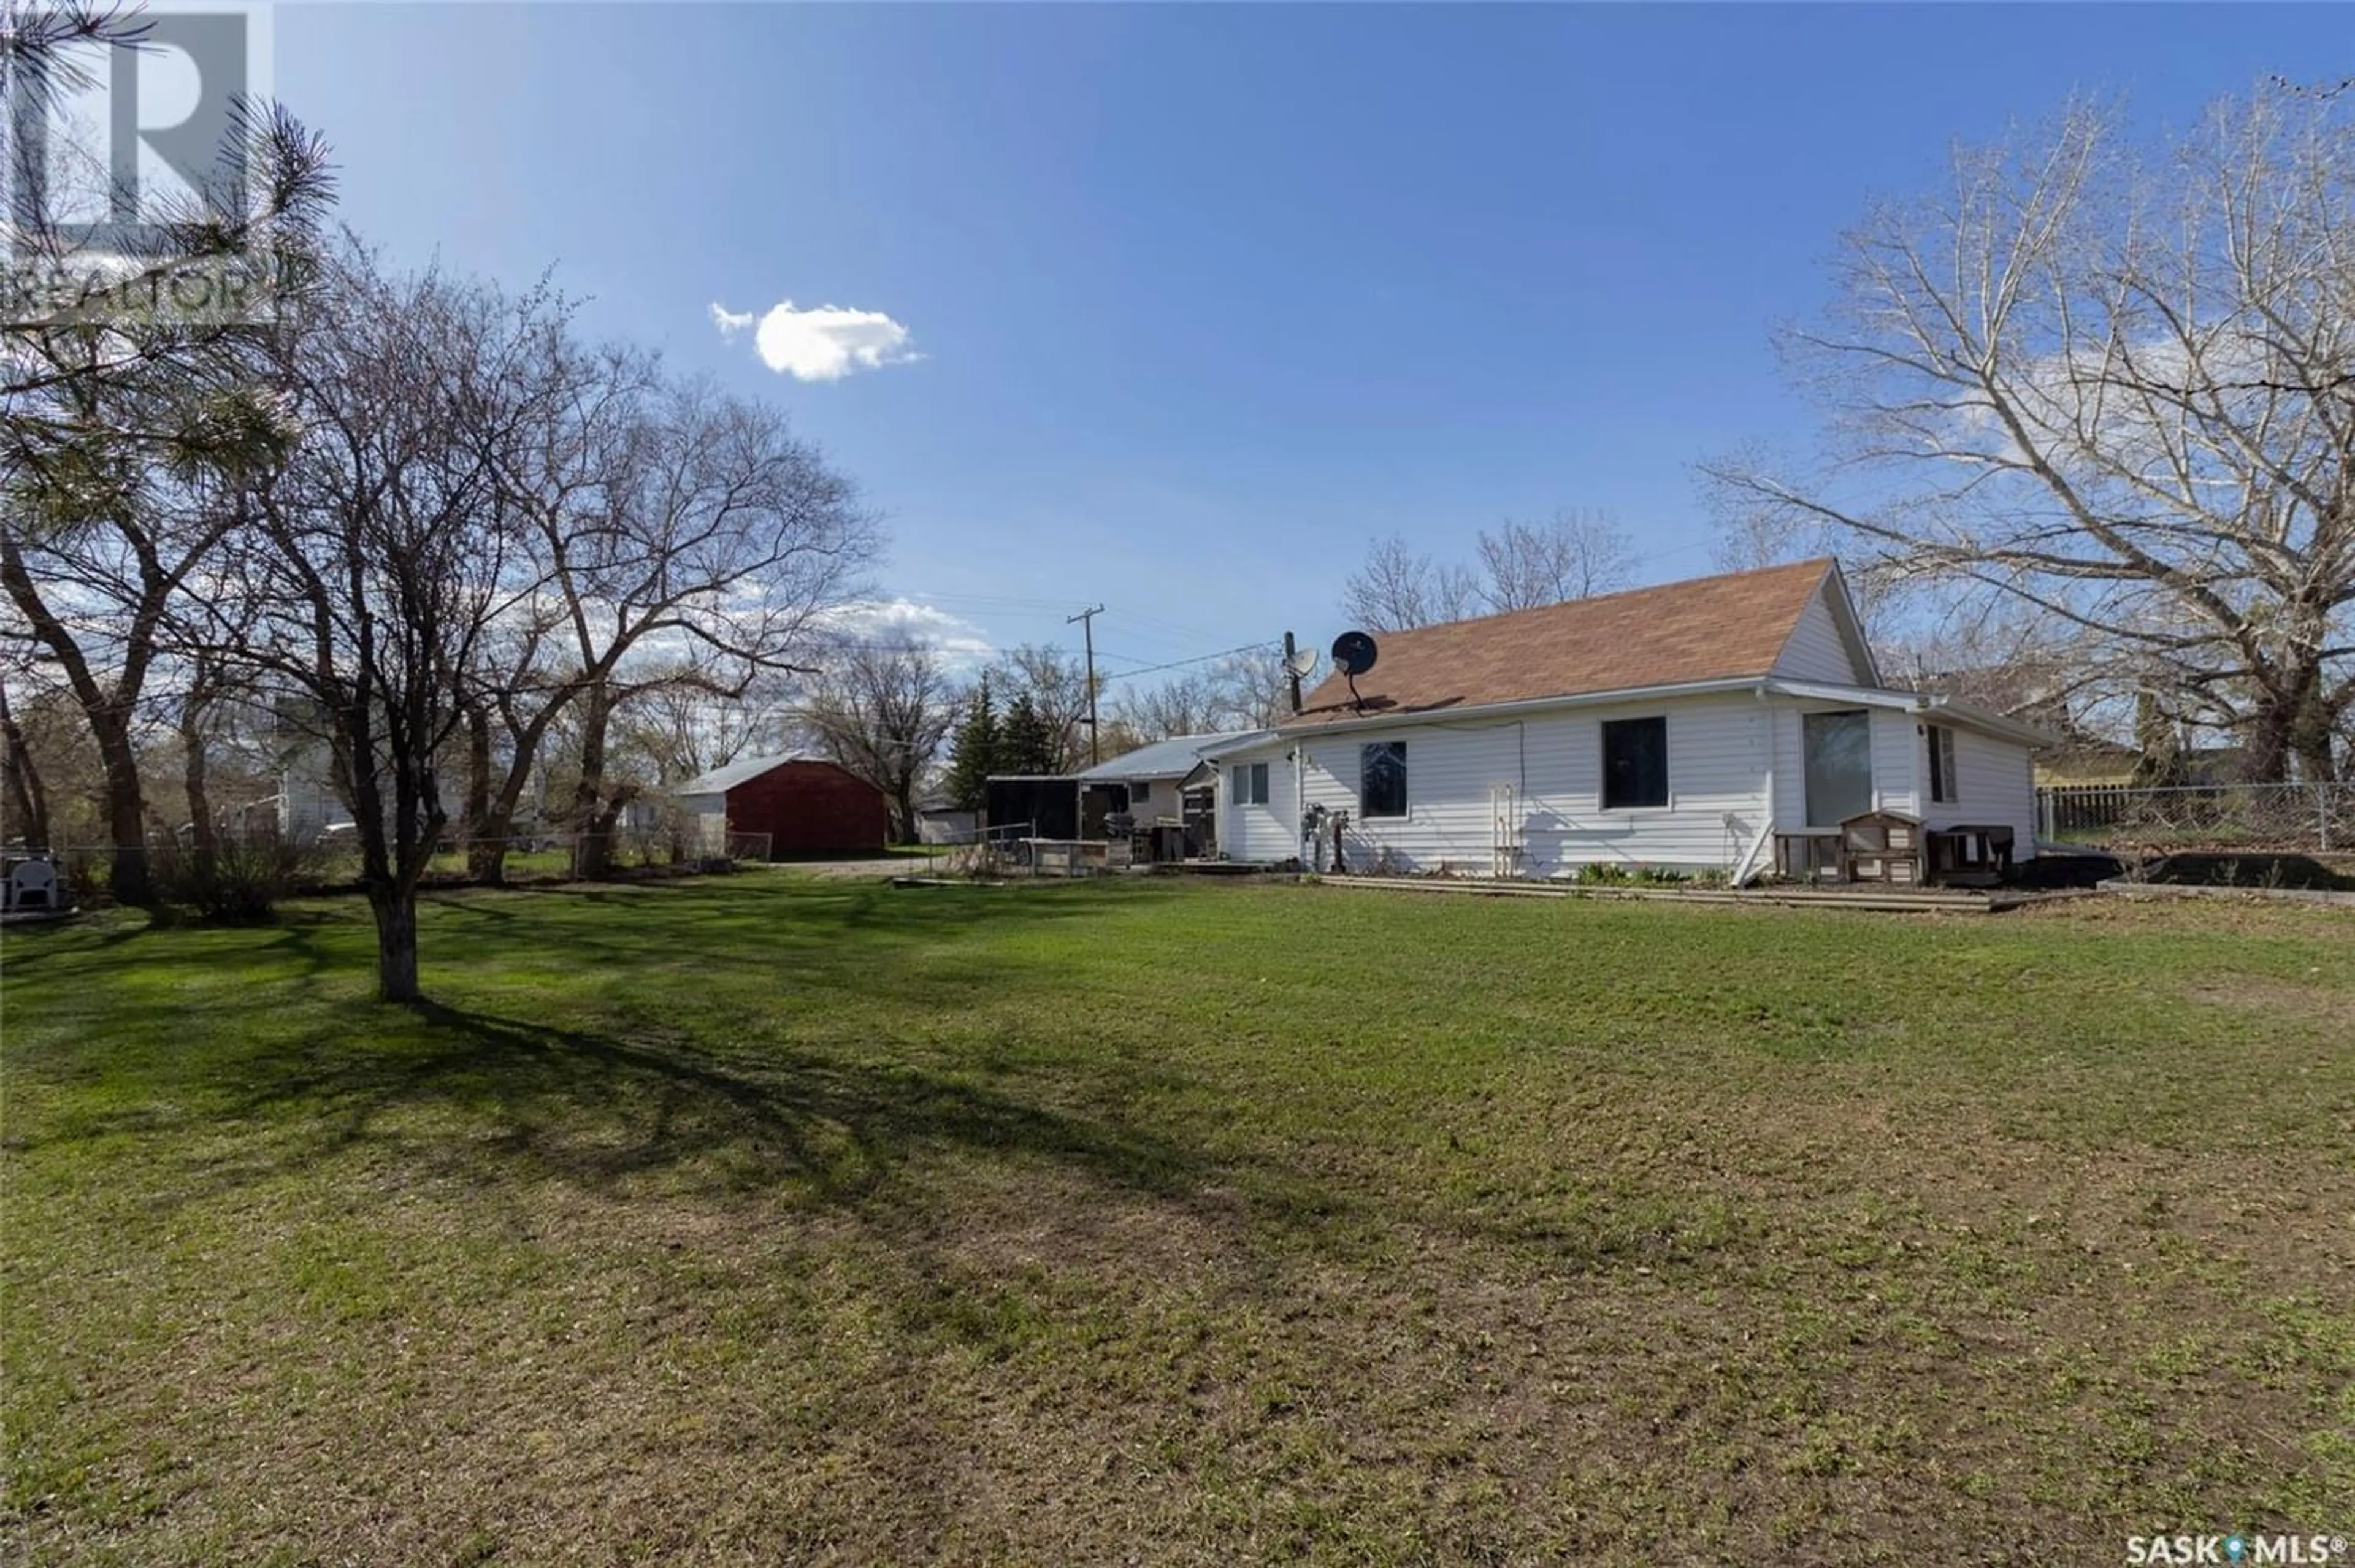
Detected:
left=2035, top=782, right=2349, bottom=852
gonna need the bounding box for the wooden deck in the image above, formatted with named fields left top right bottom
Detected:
left=1310, top=874, right=2079, bottom=914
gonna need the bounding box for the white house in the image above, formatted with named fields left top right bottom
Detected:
left=1208, top=559, right=2053, bottom=883
left=1068, top=729, right=1273, bottom=858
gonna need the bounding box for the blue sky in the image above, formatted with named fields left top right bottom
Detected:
left=277, top=3, right=2327, bottom=680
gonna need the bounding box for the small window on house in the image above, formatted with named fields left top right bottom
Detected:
left=1360, top=741, right=1407, bottom=818
left=1927, top=724, right=1958, bottom=805
left=1601, top=717, right=1669, bottom=810
left=1133, top=781, right=1152, bottom=806
left=1230, top=763, right=1269, bottom=806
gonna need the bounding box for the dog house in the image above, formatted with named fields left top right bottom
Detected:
left=1837, top=809, right=1923, bottom=885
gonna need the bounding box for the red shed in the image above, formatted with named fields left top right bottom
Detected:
left=672, top=755, right=887, bottom=857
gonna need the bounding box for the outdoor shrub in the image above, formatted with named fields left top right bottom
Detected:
left=149, top=834, right=323, bottom=922
left=54, top=847, right=110, bottom=908
left=1575, top=862, right=1633, bottom=885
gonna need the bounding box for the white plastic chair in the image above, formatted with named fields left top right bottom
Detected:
left=8, top=858, right=57, bottom=911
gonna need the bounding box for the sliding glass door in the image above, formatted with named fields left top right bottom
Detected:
left=1802, top=710, right=1873, bottom=828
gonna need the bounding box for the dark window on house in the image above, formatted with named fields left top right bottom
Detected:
left=1804, top=709, right=1874, bottom=827
left=1360, top=741, right=1408, bottom=818
left=1601, top=717, right=1669, bottom=810
left=1230, top=762, right=1268, bottom=806
left=1926, top=724, right=1958, bottom=804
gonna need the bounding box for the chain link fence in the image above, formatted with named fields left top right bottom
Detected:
left=36, top=824, right=777, bottom=906
left=900, top=820, right=1044, bottom=878
left=2036, top=783, right=2351, bottom=854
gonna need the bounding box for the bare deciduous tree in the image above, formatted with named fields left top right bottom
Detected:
left=1339, top=535, right=1480, bottom=632
left=802, top=640, right=955, bottom=842
left=1108, top=649, right=1289, bottom=740
left=612, top=667, right=784, bottom=790
left=1109, top=670, right=1225, bottom=741
left=1474, top=508, right=1637, bottom=611
left=1706, top=87, right=2354, bottom=782
left=0, top=434, right=275, bottom=901
left=457, top=335, right=653, bottom=882
left=990, top=644, right=1095, bottom=772
left=1342, top=511, right=1636, bottom=632
left=0, top=673, right=52, bottom=848
left=233, top=248, right=550, bottom=1000
left=556, top=378, right=877, bottom=878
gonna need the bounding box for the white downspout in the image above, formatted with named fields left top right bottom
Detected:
left=1734, top=684, right=1775, bottom=886
left=1292, top=745, right=1308, bottom=870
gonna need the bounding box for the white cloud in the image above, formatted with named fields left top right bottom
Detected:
left=709, top=297, right=920, bottom=382
left=818, top=597, right=994, bottom=665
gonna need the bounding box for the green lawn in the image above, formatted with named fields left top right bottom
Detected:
left=4, top=879, right=2351, bottom=1564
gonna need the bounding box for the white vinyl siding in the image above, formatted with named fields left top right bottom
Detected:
left=1289, top=693, right=1774, bottom=876
left=1217, top=748, right=1293, bottom=862
left=1218, top=693, right=2039, bottom=872
left=1869, top=708, right=1920, bottom=817
left=1772, top=586, right=1867, bottom=684
left=1921, top=725, right=2037, bottom=848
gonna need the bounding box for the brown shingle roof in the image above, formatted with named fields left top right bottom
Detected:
left=1289, top=557, right=1839, bottom=727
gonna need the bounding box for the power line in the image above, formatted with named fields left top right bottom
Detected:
left=1097, top=640, right=1280, bottom=684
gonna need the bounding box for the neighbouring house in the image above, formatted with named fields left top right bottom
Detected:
left=1206, top=559, right=2055, bottom=884
left=913, top=792, right=978, bottom=844
left=275, top=755, right=344, bottom=841
left=1074, top=730, right=1273, bottom=859
left=983, top=729, right=1272, bottom=862
left=670, top=754, right=887, bottom=857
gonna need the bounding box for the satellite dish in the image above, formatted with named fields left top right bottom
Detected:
left=1331, top=630, right=1379, bottom=676
left=1282, top=645, right=1319, bottom=680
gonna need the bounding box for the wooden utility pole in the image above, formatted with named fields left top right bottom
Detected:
left=1068, top=603, right=1104, bottom=765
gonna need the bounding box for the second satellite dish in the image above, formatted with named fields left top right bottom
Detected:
left=1331, top=630, right=1379, bottom=676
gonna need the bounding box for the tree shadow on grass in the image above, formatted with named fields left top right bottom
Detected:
left=10, top=876, right=1345, bottom=1241
left=178, top=1000, right=1237, bottom=1222
left=410, top=878, right=1197, bottom=1001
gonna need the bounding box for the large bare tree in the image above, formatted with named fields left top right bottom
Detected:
left=553, top=378, right=876, bottom=878
left=232, top=247, right=552, bottom=1000
left=1707, top=86, right=2354, bottom=782
left=802, top=640, right=955, bottom=843
left=454, top=335, right=653, bottom=882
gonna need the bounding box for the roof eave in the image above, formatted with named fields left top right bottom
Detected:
left=1272, top=676, right=1773, bottom=735
left=1763, top=679, right=2063, bottom=748
left=1920, top=695, right=2066, bottom=749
